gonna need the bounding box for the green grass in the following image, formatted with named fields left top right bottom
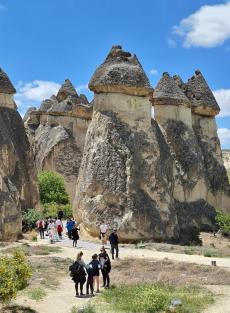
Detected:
left=2, top=244, right=62, bottom=256
left=184, top=247, right=194, bottom=255
left=101, top=284, right=214, bottom=313
left=69, top=305, right=96, bottom=313
left=203, top=249, right=218, bottom=258
left=26, top=287, right=47, bottom=301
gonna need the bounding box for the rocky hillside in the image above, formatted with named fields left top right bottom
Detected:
left=223, top=150, right=230, bottom=182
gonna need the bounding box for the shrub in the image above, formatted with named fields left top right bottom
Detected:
left=38, top=171, right=69, bottom=205
left=42, top=202, right=72, bottom=219
left=70, top=305, right=96, bottom=313
left=102, top=284, right=213, bottom=313
left=22, top=208, right=43, bottom=231
left=203, top=249, right=217, bottom=258
left=184, top=247, right=194, bottom=255
left=26, top=287, right=46, bottom=301
left=216, top=211, right=230, bottom=236
left=0, top=250, right=32, bottom=303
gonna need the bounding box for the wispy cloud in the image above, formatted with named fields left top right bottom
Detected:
left=76, top=84, right=89, bottom=93
left=15, top=80, right=61, bottom=115
left=0, top=4, right=6, bottom=10
left=149, top=69, right=158, bottom=75
left=218, top=128, right=230, bottom=148
left=172, top=1, right=230, bottom=48
left=213, top=89, right=230, bottom=117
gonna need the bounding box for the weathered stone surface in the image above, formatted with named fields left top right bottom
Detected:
left=24, top=81, right=92, bottom=204
left=222, top=150, right=230, bottom=170
left=74, top=110, right=179, bottom=241
left=151, top=72, right=190, bottom=107
left=89, top=45, right=152, bottom=96
left=185, top=70, right=220, bottom=116
left=0, top=107, right=39, bottom=240
left=0, top=68, right=16, bottom=94
left=56, top=79, right=78, bottom=102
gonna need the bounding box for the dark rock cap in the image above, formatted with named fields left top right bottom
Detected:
left=151, top=72, right=190, bottom=107
left=89, top=45, right=152, bottom=96
left=56, top=79, right=78, bottom=102
left=185, top=70, right=220, bottom=116
left=0, top=68, right=16, bottom=94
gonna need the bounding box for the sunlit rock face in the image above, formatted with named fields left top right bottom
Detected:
left=24, top=80, right=92, bottom=203
left=0, top=68, right=39, bottom=240
left=74, top=47, right=229, bottom=243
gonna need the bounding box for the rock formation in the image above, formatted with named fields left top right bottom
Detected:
left=222, top=150, right=230, bottom=170
left=73, top=46, right=230, bottom=243
left=0, top=68, right=39, bottom=240
left=24, top=80, right=92, bottom=203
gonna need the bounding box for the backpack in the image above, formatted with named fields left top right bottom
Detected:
left=69, top=262, right=85, bottom=279
left=39, top=221, right=43, bottom=228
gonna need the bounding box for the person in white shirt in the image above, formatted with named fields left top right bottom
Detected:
left=99, top=221, right=108, bottom=245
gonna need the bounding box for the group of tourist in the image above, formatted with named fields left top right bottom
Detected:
left=36, top=217, right=64, bottom=242
left=69, top=247, right=111, bottom=297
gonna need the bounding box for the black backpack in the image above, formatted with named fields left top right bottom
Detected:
left=69, top=261, right=84, bottom=278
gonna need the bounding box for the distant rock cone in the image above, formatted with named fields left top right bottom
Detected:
left=56, top=79, right=78, bottom=102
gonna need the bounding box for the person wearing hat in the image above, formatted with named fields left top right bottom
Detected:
left=109, top=229, right=119, bottom=259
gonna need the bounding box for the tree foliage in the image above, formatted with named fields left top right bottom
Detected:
left=0, top=250, right=32, bottom=303
left=216, top=211, right=230, bottom=236
left=38, top=171, right=69, bottom=205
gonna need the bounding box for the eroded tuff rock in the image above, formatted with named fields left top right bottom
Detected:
left=89, top=45, right=152, bottom=96
left=0, top=69, right=39, bottom=240
left=74, top=47, right=229, bottom=243
left=222, top=150, right=230, bottom=170
left=24, top=80, right=92, bottom=203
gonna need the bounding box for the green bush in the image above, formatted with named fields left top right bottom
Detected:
left=184, top=247, right=194, bottom=255
left=102, top=284, right=213, bottom=313
left=216, top=211, right=230, bottom=236
left=203, top=249, right=217, bottom=258
left=38, top=171, right=69, bottom=205
left=42, top=202, right=72, bottom=218
left=22, top=208, right=43, bottom=231
left=0, top=250, right=32, bottom=303
left=70, top=305, right=96, bottom=313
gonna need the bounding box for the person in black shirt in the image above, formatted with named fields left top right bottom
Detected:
left=99, top=247, right=111, bottom=288
left=109, top=229, right=119, bottom=259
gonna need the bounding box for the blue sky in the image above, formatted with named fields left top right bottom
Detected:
left=0, top=0, right=230, bottom=148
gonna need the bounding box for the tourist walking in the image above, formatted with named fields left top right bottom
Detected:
left=99, top=246, right=111, bottom=288
left=47, top=219, right=56, bottom=243
left=72, top=224, right=80, bottom=247
left=56, top=218, right=63, bottom=239
left=109, top=229, right=119, bottom=259
left=69, top=251, right=86, bottom=297
left=36, top=219, right=45, bottom=239
left=88, top=254, right=101, bottom=293
left=66, top=218, right=75, bottom=239
left=86, top=262, right=94, bottom=296
left=99, top=221, right=108, bottom=245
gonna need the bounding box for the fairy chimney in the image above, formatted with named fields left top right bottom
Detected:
left=151, top=72, right=192, bottom=128
left=0, top=67, right=17, bottom=109
left=89, top=45, right=153, bottom=129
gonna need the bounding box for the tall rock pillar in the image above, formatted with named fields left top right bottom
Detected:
left=73, top=46, right=179, bottom=242
left=0, top=68, right=39, bottom=240
left=185, top=70, right=230, bottom=212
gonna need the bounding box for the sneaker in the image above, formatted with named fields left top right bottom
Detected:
left=96, top=289, right=100, bottom=293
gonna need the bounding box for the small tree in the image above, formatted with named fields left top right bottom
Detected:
left=216, top=211, right=230, bottom=237
left=0, top=250, right=32, bottom=303
left=38, top=171, right=69, bottom=205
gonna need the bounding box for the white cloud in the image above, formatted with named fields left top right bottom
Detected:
left=172, top=1, right=230, bottom=48
left=149, top=69, right=158, bottom=75
left=15, top=80, right=61, bottom=116
left=76, top=84, right=89, bottom=93
left=218, top=128, right=230, bottom=147
left=213, top=89, right=230, bottom=117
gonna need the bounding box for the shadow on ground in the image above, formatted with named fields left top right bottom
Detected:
left=2, top=305, right=38, bottom=313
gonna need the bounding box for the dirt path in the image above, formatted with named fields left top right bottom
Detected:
left=7, top=237, right=230, bottom=313
left=15, top=276, right=92, bottom=313
left=203, top=285, right=230, bottom=313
